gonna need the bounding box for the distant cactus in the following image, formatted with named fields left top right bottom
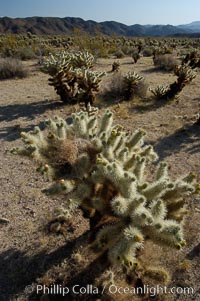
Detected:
left=111, top=61, right=120, bottom=72
left=41, top=51, right=106, bottom=107
left=150, top=85, right=169, bottom=100
left=182, top=50, right=200, bottom=69
left=151, top=65, right=197, bottom=101
left=132, top=51, right=140, bottom=64
left=123, top=71, right=145, bottom=100
left=12, top=107, right=199, bottom=279
left=174, top=65, right=196, bottom=84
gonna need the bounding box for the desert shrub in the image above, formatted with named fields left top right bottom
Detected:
left=132, top=78, right=148, bottom=98
left=104, top=71, right=148, bottom=101
left=162, top=47, right=173, bottom=54
left=142, top=47, right=154, bottom=57
left=132, top=50, right=140, bottom=63
left=121, top=45, right=133, bottom=56
left=153, top=54, right=179, bottom=71
left=114, top=49, right=125, bottom=58
left=11, top=108, right=199, bottom=284
left=1, top=46, right=37, bottom=60
left=15, top=47, right=37, bottom=60
left=72, top=30, right=109, bottom=58
left=0, top=58, right=27, bottom=80
left=123, top=71, right=148, bottom=100
left=104, top=72, right=124, bottom=99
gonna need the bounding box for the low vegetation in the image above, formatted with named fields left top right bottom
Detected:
left=0, top=57, right=27, bottom=80
left=153, top=54, right=179, bottom=71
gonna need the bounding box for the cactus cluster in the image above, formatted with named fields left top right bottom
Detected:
left=174, top=65, right=197, bottom=83
left=41, top=51, right=106, bottom=107
left=151, top=65, right=197, bottom=101
left=182, top=50, right=200, bottom=69
left=12, top=108, right=198, bottom=277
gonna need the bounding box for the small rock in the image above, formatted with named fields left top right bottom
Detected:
left=0, top=217, right=10, bottom=224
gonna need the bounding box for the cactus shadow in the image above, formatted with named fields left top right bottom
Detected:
left=0, top=121, right=46, bottom=142
left=0, top=230, right=90, bottom=301
left=141, top=67, right=173, bottom=74
left=132, top=98, right=169, bottom=113
left=28, top=251, right=110, bottom=301
left=186, top=243, right=200, bottom=260
left=154, top=123, right=200, bottom=160
left=140, top=67, right=158, bottom=74
left=0, top=99, right=64, bottom=123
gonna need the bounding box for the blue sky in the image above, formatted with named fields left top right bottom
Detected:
left=0, top=0, right=200, bottom=25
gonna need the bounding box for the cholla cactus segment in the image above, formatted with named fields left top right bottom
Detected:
left=75, top=68, right=106, bottom=102
left=41, top=51, right=94, bottom=74
left=12, top=108, right=198, bottom=274
left=71, top=51, right=94, bottom=69
left=40, top=51, right=73, bottom=76
left=174, top=65, right=197, bottom=83
left=123, top=71, right=144, bottom=84
left=150, top=85, right=169, bottom=100
left=76, top=69, right=106, bottom=88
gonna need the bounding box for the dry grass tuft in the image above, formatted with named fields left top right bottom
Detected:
left=0, top=58, right=28, bottom=80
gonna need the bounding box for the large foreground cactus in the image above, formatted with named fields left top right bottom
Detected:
left=12, top=107, right=198, bottom=277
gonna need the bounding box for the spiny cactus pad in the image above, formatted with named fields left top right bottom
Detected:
left=12, top=108, right=198, bottom=274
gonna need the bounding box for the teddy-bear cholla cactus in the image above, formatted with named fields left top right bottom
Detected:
left=151, top=65, right=196, bottom=101
left=71, top=51, right=94, bottom=69
left=182, top=50, right=200, bottom=69
left=123, top=71, right=144, bottom=100
left=41, top=51, right=94, bottom=75
left=150, top=85, right=169, bottom=100
left=41, top=51, right=105, bottom=106
left=174, top=65, right=196, bottom=84
left=75, top=68, right=106, bottom=105
left=111, top=61, right=120, bottom=72
left=164, top=65, right=196, bottom=100
left=12, top=108, right=198, bottom=274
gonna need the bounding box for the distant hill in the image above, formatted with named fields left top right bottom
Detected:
left=177, top=21, right=200, bottom=33
left=0, top=16, right=200, bottom=37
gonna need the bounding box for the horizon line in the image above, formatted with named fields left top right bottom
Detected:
left=0, top=15, right=199, bottom=27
